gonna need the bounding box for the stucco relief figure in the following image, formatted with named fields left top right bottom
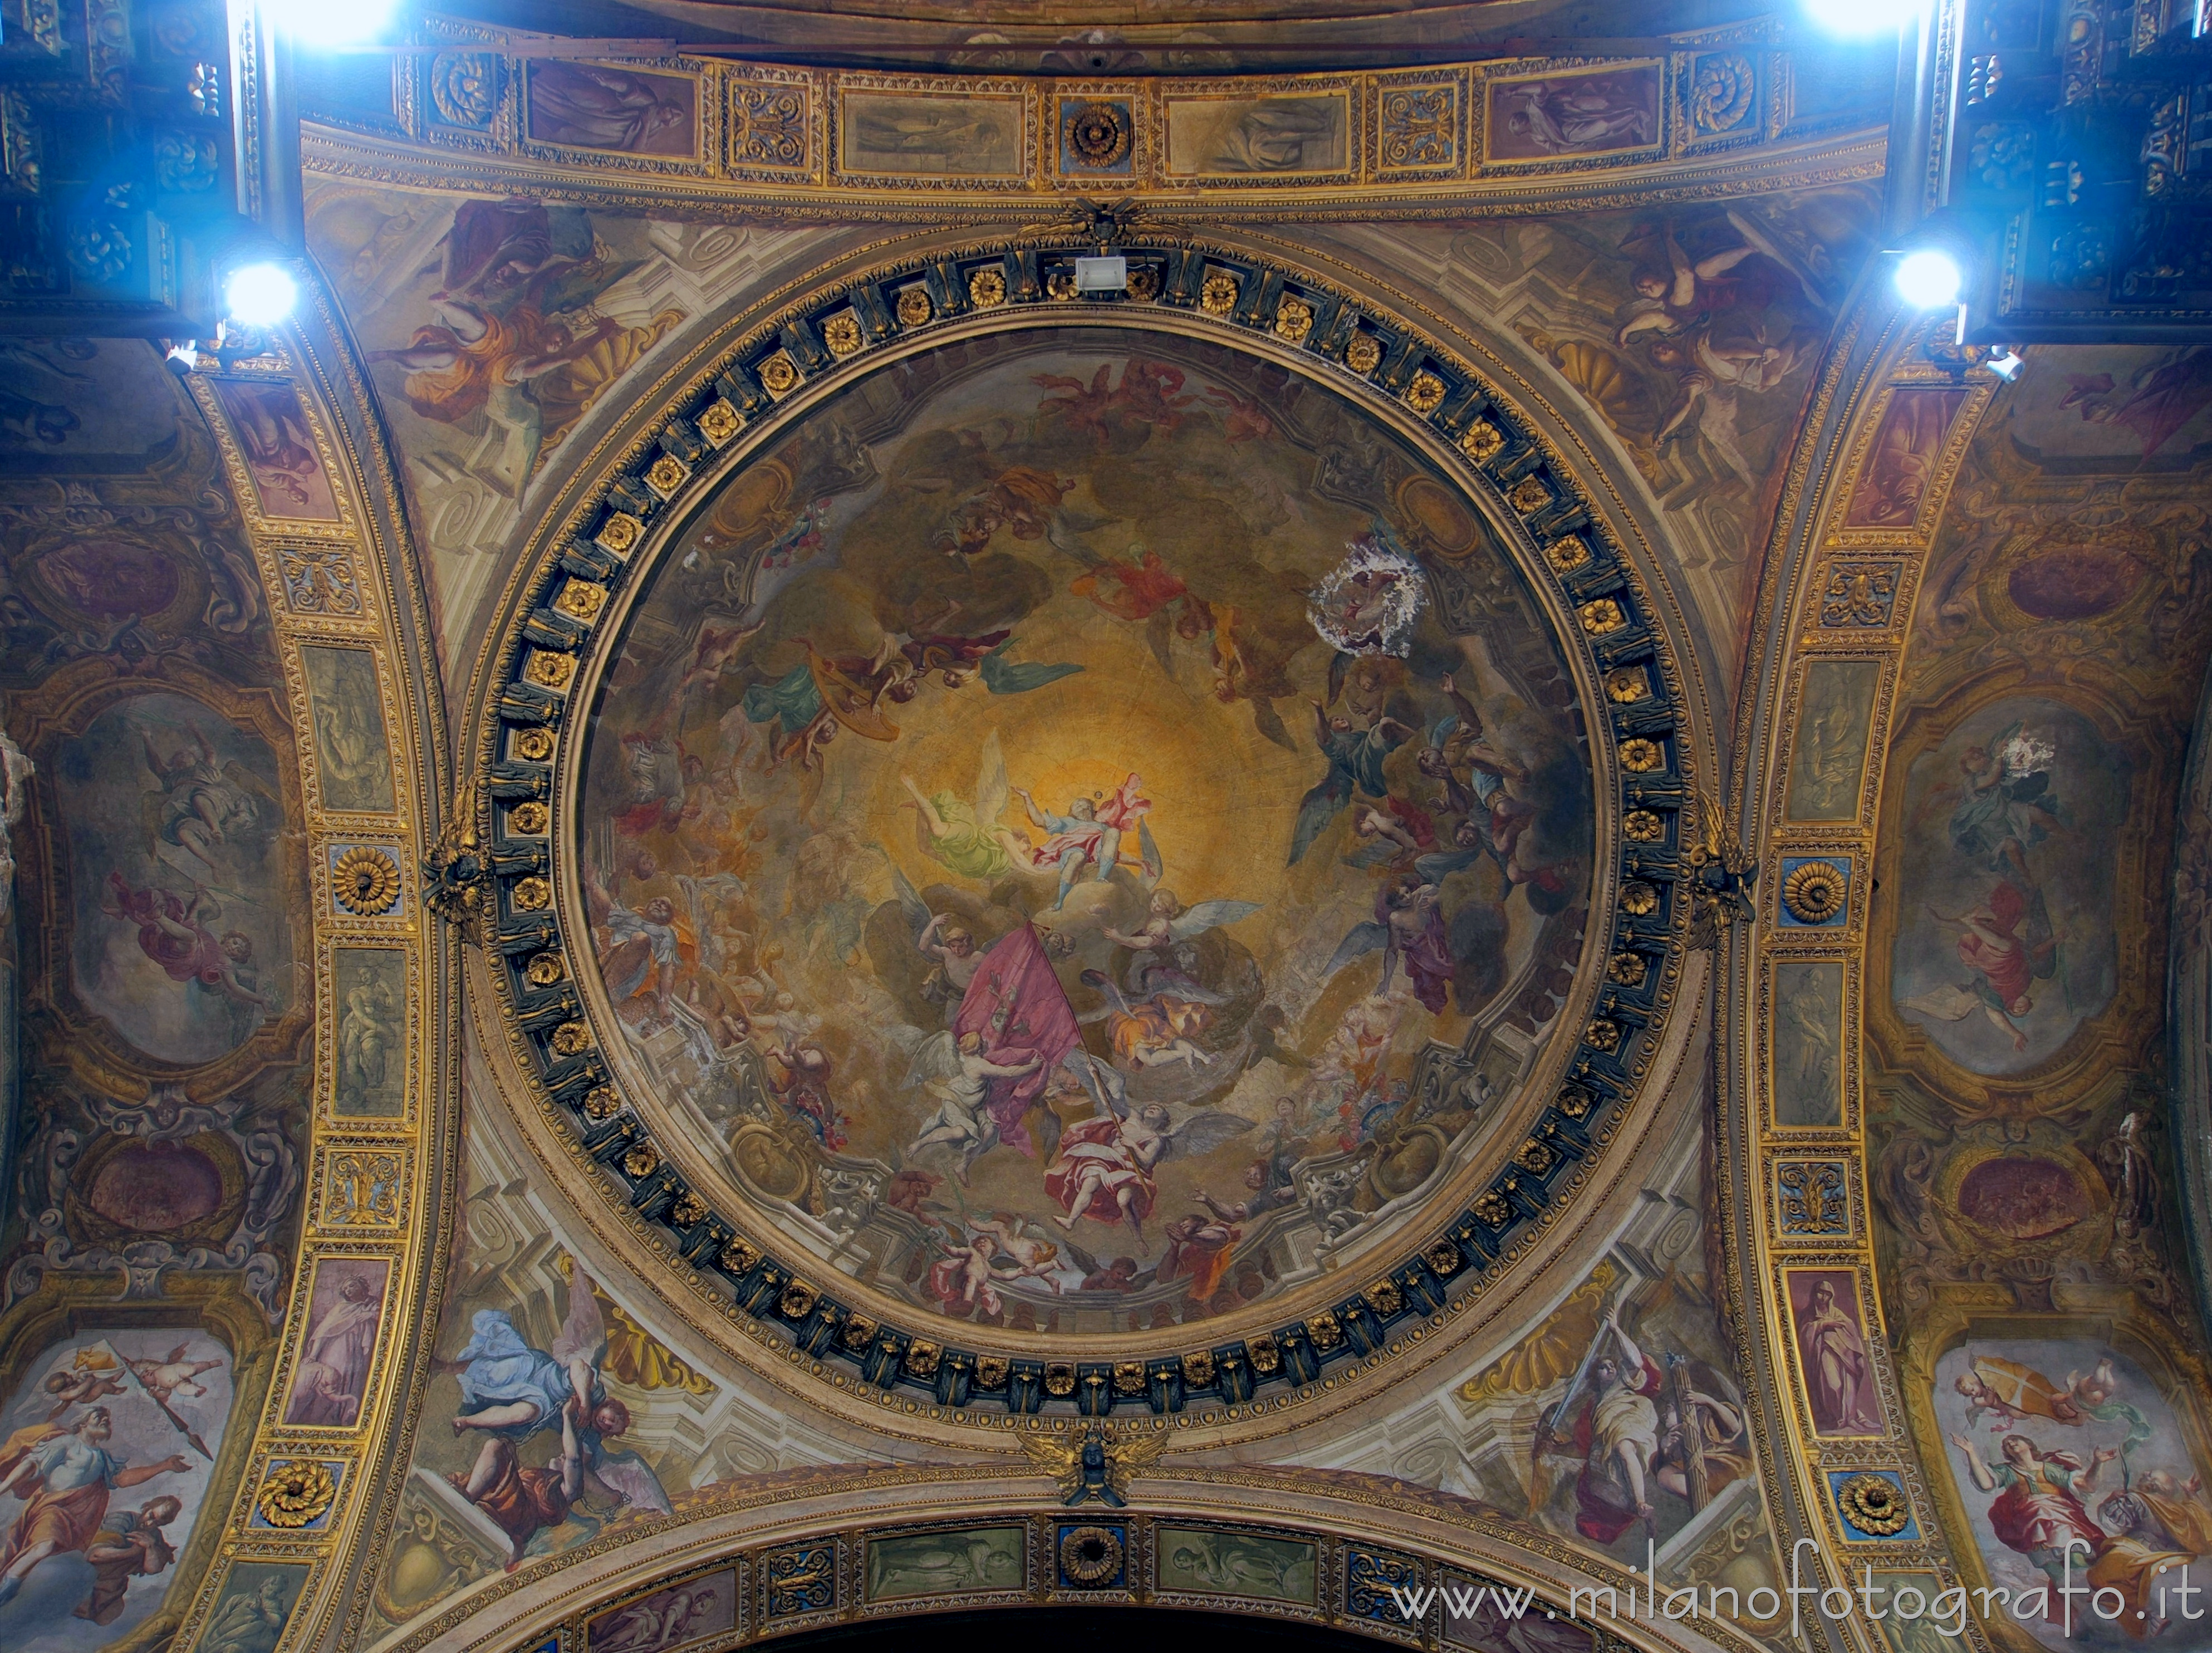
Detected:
left=1492, top=71, right=1658, bottom=159
left=1792, top=1274, right=1881, bottom=1434
left=527, top=62, right=694, bottom=155
left=285, top=1266, right=385, bottom=1428
left=210, top=381, right=340, bottom=519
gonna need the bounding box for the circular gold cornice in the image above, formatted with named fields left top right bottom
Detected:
left=455, top=230, right=1699, bottom=1430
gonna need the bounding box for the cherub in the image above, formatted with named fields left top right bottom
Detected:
left=39, top=1354, right=126, bottom=1422
left=969, top=1215, right=1065, bottom=1289
left=1080, top=970, right=1215, bottom=1069
left=129, top=1346, right=225, bottom=1405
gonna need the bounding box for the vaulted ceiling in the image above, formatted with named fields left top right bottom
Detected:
left=2, top=9, right=2210, bottom=1653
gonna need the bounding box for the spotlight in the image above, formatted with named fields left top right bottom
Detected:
left=1894, top=247, right=1964, bottom=309
left=1802, top=0, right=1924, bottom=35
left=224, top=262, right=298, bottom=327
left=257, top=0, right=398, bottom=47
left=1985, top=347, right=2025, bottom=381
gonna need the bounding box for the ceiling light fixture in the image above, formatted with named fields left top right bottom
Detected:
left=224, top=262, right=299, bottom=327
left=1894, top=247, right=1964, bottom=309
left=256, top=0, right=399, bottom=48
left=1802, top=0, right=1925, bottom=35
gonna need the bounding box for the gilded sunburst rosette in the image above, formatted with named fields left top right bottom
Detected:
left=1273, top=296, right=1314, bottom=343
left=509, top=800, right=550, bottom=835
left=758, top=352, right=801, bottom=395
left=1046, top=269, right=1078, bottom=301
left=1619, top=881, right=1659, bottom=916
left=511, top=874, right=552, bottom=911
left=523, top=951, right=566, bottom=987
left=1605, top=666, right=1649, bottom=703
left=622, top=1141, right=661, bottom=1179
left=1062, top=101, right=1132, bottom=168
left=1199, top=272, right=1240, bottom=316
left=1125, top=265, right=1162, bottom=302
left=1060, top=1523, right=1124, bottom=1587
left=1472, top=1190, right=1512, bottom=1228
left=968, top=267, right=1009, bottom=308
left=895, top=286, right=933, bottom=327
left=1607, top=950, right=1649, bottom=987
left=1508, top=474, right=1553, bottom=514
left=1622, top=808, right=1664, bottom=842
left=1837, top=1474, right=1911, bottom=1536
left=1343, top=332, right=1383, bottom=374
left=581, top=1084, right=621, bottom=1121
left=1782, top=860, right=1849, bottom=925
left=549, top=1021, right=592, bottom=1057
left=1585, top=1017, right=1622, bottom=1052
left=1618, top=737, right=1664, bottom=773
left=645, top=454, right=689, bottom=497
left=821, top=311, right=865, bottom=357
left=512, top=727, right=555, bottom=762
left=697, top=398, right=744, bottom=447
left=670, top=1190, right=709, bottom=1227
left=332, top=846, right=401, bottom=915
left=1578, top=598, right=1625, bottom=635
left=258, top=1459, right=337, bottom=1529
left=1544, top=534, right=1591, bottom=573
left=1459, top=419, right=1503, bottom=460
left=1405, top=370, right=1446, bottom=414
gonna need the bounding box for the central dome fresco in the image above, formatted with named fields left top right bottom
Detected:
left=577, top=322, right=1595, bottom=1335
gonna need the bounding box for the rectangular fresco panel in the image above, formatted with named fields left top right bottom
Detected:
left=1890, top=696, right=2125, bottom=1076
left=838, top=94, right=1024, bottom=176
left=1871, top=1572, right=1971, bottom=1653
left=864, top=1528, right=1023, bottom=1600
left=192, top=1562, right=310, bottom=1653
left=588, top=1569, right=738, bottom=1653
left=1788, top=659, right=1880, bottom=822
left=282, top=1257, right=389, bottom=1428
left=1156, top=1529, right=1318, bottom=1603
left=332, top=946, right=406, bottom=1117
left=56, top=690, right=290, bottom=1066
left=1163, top=94, right=1349, bottom=175
left=209, top=379, right=340, bottom=521
left=1784, top=1268, right=1883, bottom=1436
left=301, top=645, right=395, bottom=814
left=1935, top=1338, right=2212, bottom=1650
left=527, top=62, right=698, bottom=156
left=1772, top=960, right=1846, bottom=1127
left=0, top=1329, right=236, bottom=1653
left=1485, top=66, right=1661, bottom=161
left=1846, top=388, right=1970, bottom=528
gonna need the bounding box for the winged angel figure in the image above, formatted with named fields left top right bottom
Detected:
left=1045, top=1052, right=1253, bottom=1242
left=1021, top=1424, right=1170, bottom=1508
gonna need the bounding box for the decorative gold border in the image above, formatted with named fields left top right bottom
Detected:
left=447, top=230, right=1703, bottom=1435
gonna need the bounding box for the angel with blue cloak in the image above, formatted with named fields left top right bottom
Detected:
left=1288, top=702, right=1415, bottom=865
left=446, top=1271, right=671, bottom=1562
